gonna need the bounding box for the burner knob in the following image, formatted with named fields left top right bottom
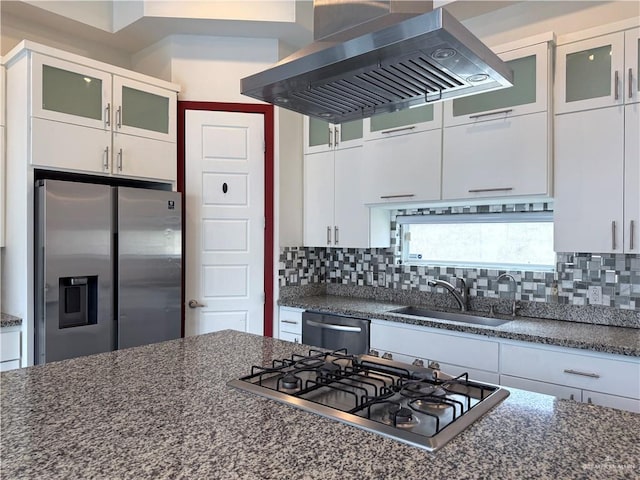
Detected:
left=412, top=359, right=424, bottom=367
left=428, top=361, right=441, bottom=370
left=382, top=352, right=393, bottom=360
left=368, top=349, right=379, bottom=357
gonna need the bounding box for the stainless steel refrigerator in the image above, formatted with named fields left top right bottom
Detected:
left=35, top=179, right=182, bottom=364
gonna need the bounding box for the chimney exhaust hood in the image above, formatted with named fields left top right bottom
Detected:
left=240, top=0, right=513, bottom=123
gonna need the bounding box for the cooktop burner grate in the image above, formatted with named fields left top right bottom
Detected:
left=229, top=349, right=509, bottom=452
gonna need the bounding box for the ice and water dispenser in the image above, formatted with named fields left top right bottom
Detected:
left=58, top=276, right=98, bottom=328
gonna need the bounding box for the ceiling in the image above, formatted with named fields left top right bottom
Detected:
left=1, top=1, right=522, bottom=58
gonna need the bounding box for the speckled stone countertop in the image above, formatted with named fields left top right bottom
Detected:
left=1, top=312, right=22, bottom=328
left=279, top=295, right=640, bottom=357
left=2, top=330, right=639, bottom=479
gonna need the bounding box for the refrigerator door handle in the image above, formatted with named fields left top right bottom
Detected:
left=188, top=299, right=206, bottom=308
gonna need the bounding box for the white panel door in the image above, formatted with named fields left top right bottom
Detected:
left=185, top=110, right=265, bottom=336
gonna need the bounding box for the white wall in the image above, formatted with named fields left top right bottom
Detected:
left=133, top=34, right=280, bottom=102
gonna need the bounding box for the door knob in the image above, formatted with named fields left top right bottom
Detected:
left=188, top=299, right=206, bottom=308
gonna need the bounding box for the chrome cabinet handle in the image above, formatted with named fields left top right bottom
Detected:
left=327, top=226, right=331, bottom=245
left=188, top=299, right=206, bottom=308
left=116, top=105, right=122, bottom=128
left=612, top=220, right=616, bottom=250
left=305, top=320, right=362, bottom=332
left=630, top=68, right=634, bottom=99
left=468, top=187, right=514, bottom=193
left=469, top=108, right=513, bottom=120
left=563, top=369, right=600, bottom=379
left=117, top=148, right=123, bottom=171
left=281, top=319, right=299, bottom=325
left=334, top=226, right=339, bottom=245
left=614, top=70, right=619, bottom=100
left=103, top=146, right=109, bottom=171
left=334, top=126, right=339, bottom=147
left=328, top=127, right=333, bottom=147
left=380, top=193, right=415, bottom=199
left=381, top=126, right=416, bottom=135
left=105, top=103, right=111, bottom=127
left=631, top=220, right=635, bottom=250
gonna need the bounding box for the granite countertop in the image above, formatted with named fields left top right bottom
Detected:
left=2, top=330, right=639, bottom=479
left=279, top=295, right=640, bottom=357
left=1, top=313, right=22, bottom=328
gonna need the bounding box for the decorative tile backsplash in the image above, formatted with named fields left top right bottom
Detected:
left=278, top=203, right=640, bottom=316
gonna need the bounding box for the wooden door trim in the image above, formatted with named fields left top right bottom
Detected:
left=177, top=101, right=275, bottom=337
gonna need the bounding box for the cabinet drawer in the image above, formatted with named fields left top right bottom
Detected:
left=500, top=374, right=581, bottom=401
left=582, top=390, right=640, bottom=413
left=0, top=331, right=21, bottom=362
left=279, top=307, right=304, bottom=336
left=279, top=331, right=301, bottom=344
left=501, top=343, right=640, bottom=399
left=371, top=321, right=499, bottom=372
left=0, top=360, right=21, bottom=372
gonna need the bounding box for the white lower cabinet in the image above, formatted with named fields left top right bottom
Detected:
left=1, top=328, right=21, bottom=371
left=369, top=319, right=639, bottom=413
left=370, top=320, right=500, bottom=377
left=278, top=306, right=304, bottom=344
left=500, top=341, right=640, bottom=413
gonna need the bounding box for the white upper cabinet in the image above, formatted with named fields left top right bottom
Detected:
left=6, top=42, right=179, bottom=183
left=364, top=103, right=442, bottom=140
left=304, top=116, right=363, bottom=154
left=303, top=146, right=390, bottom=248
left=442, top=37, right=553, bottom=202
left=444, top=41, right=549, bottom=127
left=112, top=76, right=176, bottom=142
left=362, top=127, right=442, bottom=206
left=32, top=54, right=111, bottom=131
left=555, top=28, right=639, bottom=114
left=554, top=25, right=640, bottom=254
left=625, top=27, right=640, bottom=104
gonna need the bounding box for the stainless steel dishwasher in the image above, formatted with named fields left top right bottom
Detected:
left=302, top=311, right=370, bottom=355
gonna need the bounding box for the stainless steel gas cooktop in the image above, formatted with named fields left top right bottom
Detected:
left=229, top=349, right=510, bottom=452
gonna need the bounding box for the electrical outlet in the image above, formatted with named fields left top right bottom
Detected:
left=378, top=272, right=386, bottom=286
left=366, top=272, right=373, bottom=285
left=588, top=286, right=602, bottom=305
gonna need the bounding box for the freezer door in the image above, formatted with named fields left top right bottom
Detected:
left=117, top=187, right=182, bottom=349
left=35, top=180, right=114, bottom=364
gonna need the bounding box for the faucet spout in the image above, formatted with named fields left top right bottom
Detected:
left=428, top=279, right=468, bottom=312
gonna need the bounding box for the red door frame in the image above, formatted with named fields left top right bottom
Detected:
left=177, top=101, right=275, bottom=338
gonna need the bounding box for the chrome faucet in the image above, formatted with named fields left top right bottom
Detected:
left=428, top=278, right=468, bottom=312
left=497, top=273, right=519, bottom=316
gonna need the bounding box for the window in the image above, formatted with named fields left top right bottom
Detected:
left=399, top=212, right=555, bottom=270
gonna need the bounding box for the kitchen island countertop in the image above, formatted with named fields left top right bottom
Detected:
left=279, top=295, right=640, bottom=357
left=1, top=330, right=639, bottom=479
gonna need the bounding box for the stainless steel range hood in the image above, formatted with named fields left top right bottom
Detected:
left=241, top=0, right=513, bottom=123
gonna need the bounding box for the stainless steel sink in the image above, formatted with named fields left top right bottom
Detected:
left=389, top=306, right=512, bottom=327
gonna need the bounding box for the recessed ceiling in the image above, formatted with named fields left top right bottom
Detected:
left=1, top=1, right=521, bottom=57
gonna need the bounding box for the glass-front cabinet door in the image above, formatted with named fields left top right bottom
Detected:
left=31, top=53, right=111, bottom=130
left=113, top=76, right=176, bottom=142
left=304, top=116, right=363, bottom=154
left=444, top=41, right=550, bottom=127
left=365, top=103, right=442, bottom=140
left=555, top=32, right=625, bottom=114
left=625, top=27, right=640, bottom=104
